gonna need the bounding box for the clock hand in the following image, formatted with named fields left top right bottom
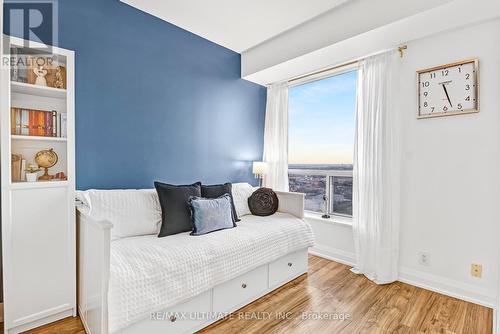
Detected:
left=442, top=84, right=453, bottom=107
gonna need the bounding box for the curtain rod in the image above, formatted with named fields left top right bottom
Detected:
left=287, top=44, right=407, bottom=84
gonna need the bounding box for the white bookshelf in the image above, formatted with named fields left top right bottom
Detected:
left=1, top=36, right=76, bottom=333
left=11, top=134, right=67, bottom=142
left=10, top=180, right=69, bottom=190
left=11, top=81, right=66, bottom=99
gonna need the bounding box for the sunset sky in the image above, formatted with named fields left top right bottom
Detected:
left=288, top=70, right=357, bottom=165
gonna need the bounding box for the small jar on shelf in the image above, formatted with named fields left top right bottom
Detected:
left=24, top=164, right=41, bottom=182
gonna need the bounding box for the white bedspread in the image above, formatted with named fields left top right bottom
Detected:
left=108, top=212, right=314, bottom=333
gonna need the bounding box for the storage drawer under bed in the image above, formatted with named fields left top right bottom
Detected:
left=269, top=249, right=308, bottom=288
left=212, top=264, right=268, bottom=314
left=122, top=290, right=211, bottom=334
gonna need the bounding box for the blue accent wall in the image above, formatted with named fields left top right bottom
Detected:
left=5, top=0, right=266, bottom=189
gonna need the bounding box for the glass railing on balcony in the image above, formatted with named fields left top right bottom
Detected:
left=288, top=168, right=353, bottom=218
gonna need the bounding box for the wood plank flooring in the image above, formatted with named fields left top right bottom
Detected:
left=20, top=255, right=492, bottom=334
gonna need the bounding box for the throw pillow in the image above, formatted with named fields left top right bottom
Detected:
left=201, top=183, right=239, bottom=223
left=76, top=189, right=161, bottom=240
left=231, top=182, right=256, bottom=217
left=189, top=194, right=235, bottom=236
left=248, top=187, right=279, bottom=216
left=154, top=181, right=201, bottom=237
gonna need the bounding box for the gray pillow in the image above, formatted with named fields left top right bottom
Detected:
left=189, top=194, right=235, bottom=236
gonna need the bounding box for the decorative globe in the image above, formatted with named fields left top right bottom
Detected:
left=35, top=148, right=58, bottom=169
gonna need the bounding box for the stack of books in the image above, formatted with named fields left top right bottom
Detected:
left=11, top=107, right=67, bottom=137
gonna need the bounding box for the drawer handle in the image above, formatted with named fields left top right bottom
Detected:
left=288, top=262, right=293, bottom=267
left=241, top=283, right=247, bottom=289
left=170, top=315, right=177, bottom=323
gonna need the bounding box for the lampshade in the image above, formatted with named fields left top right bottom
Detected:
left=252, top=161, right=267, bottom=176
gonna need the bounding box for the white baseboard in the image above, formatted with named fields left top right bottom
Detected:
left=309, top=245, right=356, bottom=267
left=78, top=305, right=92, bottom=334
left=494, top=308, right=498, bottom=334
left=309, top=245, right=496, bottom=309
left=399, top=266, right=496, bottom=308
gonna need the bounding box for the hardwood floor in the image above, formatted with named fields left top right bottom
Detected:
left=21, top=255, right=492, bottom=334
left=23, top=316, right=85, bottom=334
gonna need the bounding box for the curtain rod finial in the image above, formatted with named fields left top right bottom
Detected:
left=398, top=45, right=408, bottom=58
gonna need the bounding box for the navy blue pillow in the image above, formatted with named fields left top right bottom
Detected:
left=189, top=194, right=235, bottom=236
left=154, top=181, right=202, bottom=237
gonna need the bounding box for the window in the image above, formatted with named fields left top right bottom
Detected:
left=288, top=69, right=357, bottom=217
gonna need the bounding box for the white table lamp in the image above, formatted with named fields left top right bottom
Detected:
left=252, top=161, right=267, bottom=187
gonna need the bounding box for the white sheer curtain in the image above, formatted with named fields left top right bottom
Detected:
left=262, top=82, right=289, bottom=191
left=351, top=51, right=401, bottom=284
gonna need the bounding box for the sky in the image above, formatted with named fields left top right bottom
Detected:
left=288, top=69, right=357, bottom=165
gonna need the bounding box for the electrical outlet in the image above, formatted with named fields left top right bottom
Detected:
left=471, top=264, right=482, bottom=278
left=418, top=252, right=430, bottom=266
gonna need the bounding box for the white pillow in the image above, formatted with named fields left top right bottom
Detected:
left=231, top=183, right=256, bottom=218
left=77, top=189, right=161, bottom=240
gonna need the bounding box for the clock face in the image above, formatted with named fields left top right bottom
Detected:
left=418, top=59, right=478, bottom=118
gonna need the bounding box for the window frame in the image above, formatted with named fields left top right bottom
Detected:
left=288, top=62, right=359, bottom=88
left=287, top=63, right=358, bottom=222
left=288, top=168, right=353, bottom=219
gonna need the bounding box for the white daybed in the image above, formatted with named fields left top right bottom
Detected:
left=76, top=186, right=314, bottom=334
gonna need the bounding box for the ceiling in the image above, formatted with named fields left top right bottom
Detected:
left=120, top=0, right=350, bottom=52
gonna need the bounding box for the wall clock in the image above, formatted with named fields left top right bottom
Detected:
left=417, top=58, right=479, bottom=119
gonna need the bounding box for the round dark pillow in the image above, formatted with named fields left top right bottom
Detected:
left=248, top=188, right=279, bottom=216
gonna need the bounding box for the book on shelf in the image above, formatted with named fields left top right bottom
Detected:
left=36, top=111, right=43, bottom=136
left=60, top=113, right=67, bottom=138
left=28, top=109, right=34, bottom=136
left=52, top=111, right=57, bottom=137
left=20, top=159, right=26, bottom=181
left=11, top=154, right=22, bottom=182
left=24, top=110, right=31, bottom=136
left=45, top=112, right=50, bottom=136
left=11, top=154, right=27, bottom=182
left=10, top=107, right=66, bottom=138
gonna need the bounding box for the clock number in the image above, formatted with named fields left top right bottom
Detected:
left=465, top=84, right=470, bottom=91
left=422, top=81, right=430, bottom=87
left=458, top=103, right=463, bottom=110
left=465, top=96, right=470, bottom=101
left=442, top=69, right=449, bottom=76
left=423, top=92, right=428, bottom=97
left=465, top=73, right=470, bottom=80
left=431, top=107, right=435, bottom=112
left=424, top=102, right=428, bottom=107
left=430, top=73, right=436, bottom=79
left=458, top=67, right=462, bottom=73
left=443, top=106, right=448, bottom=112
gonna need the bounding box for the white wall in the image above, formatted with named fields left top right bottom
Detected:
left=307, top=217, right=355, bottom=266
left=397, top=19, right=500, bottom=307
left=299, top=19, right=500, bottom=308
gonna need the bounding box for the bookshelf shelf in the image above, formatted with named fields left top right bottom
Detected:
left=11, top=135, right=67, bottom=142
left=11, top=81, right=67, bottom=99
left=10, top=180, right=69, bottom=190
